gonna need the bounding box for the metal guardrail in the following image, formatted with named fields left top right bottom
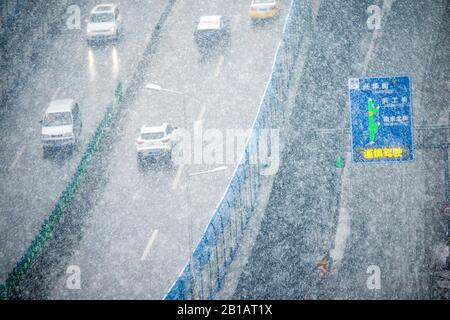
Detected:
left=164, top=0, right=309, bottom=300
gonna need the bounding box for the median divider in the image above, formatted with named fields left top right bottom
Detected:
left=164, top=0, right=309, bottom=300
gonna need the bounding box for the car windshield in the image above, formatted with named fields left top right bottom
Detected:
left=43, top=112, right=72, bottom=127
left=196, top=30, right=222, bottom=41
left=90, top=13, right=114, bottom=23
left=141, top=132, right=165, bottom=140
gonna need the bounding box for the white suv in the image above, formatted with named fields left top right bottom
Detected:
left=41, top=99, right=82, bottom=153
left=136, top=123, right=177, bottom=164
left=86, top=4, right=122, bottom=44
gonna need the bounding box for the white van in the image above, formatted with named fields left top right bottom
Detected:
left=41, top=99, right=82, bottom=152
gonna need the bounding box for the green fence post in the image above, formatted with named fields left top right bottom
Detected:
left=115, top=82, right=123, bottom=104
left=0, top=284, right=6, bottom=300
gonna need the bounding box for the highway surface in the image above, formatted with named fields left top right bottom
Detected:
left=0, top=0, right=168, bottom=284
left=40, top=0, right=289, bottom=299
left=233, top=0, right=449, bottom=299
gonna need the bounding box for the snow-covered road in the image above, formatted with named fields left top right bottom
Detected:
left=39, top=0, right=289, bottom=299
left=0, top=0, right=168, bottom=284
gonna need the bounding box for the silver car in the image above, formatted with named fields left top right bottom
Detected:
left=135, top=123, right=177, bottom=164
left=41, top=99, right=82, bottom=152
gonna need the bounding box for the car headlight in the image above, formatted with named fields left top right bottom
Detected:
left=109, top=27, right=115, bottom=32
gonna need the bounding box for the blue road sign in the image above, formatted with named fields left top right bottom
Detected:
left=348, top=75, right=414, bottom=163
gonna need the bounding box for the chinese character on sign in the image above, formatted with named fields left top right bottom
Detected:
left=383, top=148, right=392, bottom=158
left=401, top=96, right=407, bottom=104
left=362, top=147, right=404, bottom=159
left=374, top=148, right=383, bottom=158
left=393, top=147, right=403, bottom=158
left=349, top=76, right=414, bottom=163
left=364, top=148, right=374, bottom=159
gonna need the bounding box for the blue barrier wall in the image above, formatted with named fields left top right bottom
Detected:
left=164, top=0, right=311, bottom=300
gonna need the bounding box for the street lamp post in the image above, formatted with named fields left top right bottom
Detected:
left=145, top=82, right=187, bottom=128
left=184, top=165, right=228, bottom=299
left=185, top=165, right=229, bottom=247
left=146, top=82, right=229, bottom=297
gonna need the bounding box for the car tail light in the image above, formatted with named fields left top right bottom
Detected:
left=250, top=6, right=257, bottom=11
left=136, top=140, right=144, bottom=145
left=161, top=138, right=170, bottom=144
left=271, top=5, right=278, bottom=10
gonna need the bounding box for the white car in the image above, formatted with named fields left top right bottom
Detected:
left=135, top=123, right=177, bottom=163
left=41, top=99, right=82, bottom=152
left=194, top=15, right=230, bottom=52
left=86, top=4, right=122, bottom=44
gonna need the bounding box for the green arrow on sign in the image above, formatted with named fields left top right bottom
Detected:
left=368, top=98, right=380, bottom=143
left=336, top=156, right=344, bottom=168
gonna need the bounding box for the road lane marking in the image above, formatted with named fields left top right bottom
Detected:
left=9, top=144, right=26, bottom=172
left=141, top=229, right=159, bottom=261
left=231, top=14, right=241, bottom=32
left=214, top=55, right=225, bottom=77
left=330, top=152, right=352, bottom=271
left=52, top=87, right=62, bottom=100
left=312, top=0, right=321, bottom=22
left=172, top=164, right=185, bottom=190
left=196, top=105, right=206, bottom=124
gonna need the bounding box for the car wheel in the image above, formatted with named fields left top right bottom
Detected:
left=42, top=146, right=51, bottom=157
left=137, top=154, right=146, bottom=166
left=167, top=154, right=175, bottom=169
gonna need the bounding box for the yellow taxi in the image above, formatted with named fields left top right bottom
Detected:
left=249, top=0, right=279, bottom=21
